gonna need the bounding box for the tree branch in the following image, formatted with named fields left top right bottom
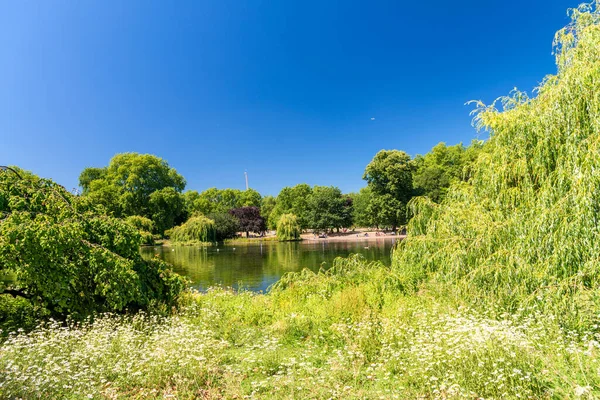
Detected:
left=1, top=288, right=32, bottom=299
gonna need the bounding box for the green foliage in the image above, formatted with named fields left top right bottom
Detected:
left=276, top=214, right=301, bottom=241
left=348, top=187, right=374, bottom=227
left=394, top=2, right=600, bottom=330
left=149, top=187, right=186, bottom=234
left=186, top=188, right=262, bottom=216
left=270, top=184, right=313, bottom=230
left=124, top=215, right=154, bottom=232
left=261, top=195, right=277, bottom=229
left=124, top=215, right=155, bottom=245
left=306, top=186, right=353, bottom=232
left=4, top=255, right=596, bottom=399
left=208, top=212, right=240, bottom=241
left=366, top=192, right=406, bottom=229
left=0, top=169, right=186, bottom=318
left=363, top=150, right=413, bottom=229
left=170, top=215, right=216, bottom=243
left=412, top=141, right=483, bottom=202
left=79, top=153, right=186, bottom=227
left=240, top=188, right=262, bottom=207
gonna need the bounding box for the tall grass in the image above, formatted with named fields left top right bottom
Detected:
left=2, top=256, right=600, bottom=398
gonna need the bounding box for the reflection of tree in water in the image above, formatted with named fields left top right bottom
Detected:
left=141, top=239, right=395, bottom=292
left=274, top=242, right=302, bottom=271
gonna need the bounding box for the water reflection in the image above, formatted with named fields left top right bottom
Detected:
left=141, top=239, right=396, bottom=292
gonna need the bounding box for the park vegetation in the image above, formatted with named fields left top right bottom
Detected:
left=3, top=2, right=600, bottom=398
left=276, top=213, right=301, bottom=241
left=74, top=134, right=479, bottom=242
left=168, top=215, right=216, bottom=244
left=0, top=169, right=185, bottom=322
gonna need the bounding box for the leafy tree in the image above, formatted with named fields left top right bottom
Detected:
left=229, top=206, right=266, bottom=237
left=363, top=150, right=414, bottom=230
left=208, top=212, right=240, bottom=241
left=182, top=190, right=200, bottom=215
left=124, top=215, right=154, bottom=232
left=306, top=186, right=353, bottom=232
left=170, top=215, right=216, bottom=243
left=124, top=215, right=155, bottom=245
left=239, top=189, right=262, bottom=207
left=349, top=187, right=374, bottom=228
left=261, top=195, right=277, bottom=229
left=276, top=214, right=301, bottom=241
left=0, top=169, right=185, bottom=318
left=270, top=184, right=313, bottom=230
left=78, top=167, right=106, bottom=194
left=79, top=153, right=186, bottom=227
left=412, top=141, right=483, bottom=202
left=188, top=188, right=262, bottom=215
left=149, top=187, right=186, bottom=234
left=393, top=2, right=600, bottom=329
left=367, top=193, right=405, bottom=229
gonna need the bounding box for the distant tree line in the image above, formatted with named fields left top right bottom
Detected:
left=77, top=141, right=483, bottom=242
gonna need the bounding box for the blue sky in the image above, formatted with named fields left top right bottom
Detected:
left=0, top=0, right=578, bottom=196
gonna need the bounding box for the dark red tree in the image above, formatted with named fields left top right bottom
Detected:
left=229, top=206, right=266, bottom=237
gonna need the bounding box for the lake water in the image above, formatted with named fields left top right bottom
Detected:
left=141, top=238, right=397, bottom=292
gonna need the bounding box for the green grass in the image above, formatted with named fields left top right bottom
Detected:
left=223, top=236, right=280, bottom=244
left=1, top=255, right=599, bottom=399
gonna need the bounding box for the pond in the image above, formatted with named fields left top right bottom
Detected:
left=141, top=238, right=398, bottom=292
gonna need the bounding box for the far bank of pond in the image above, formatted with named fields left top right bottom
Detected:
left=141, top=237, right=398, bottom=292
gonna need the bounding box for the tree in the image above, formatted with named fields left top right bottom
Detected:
left=187, top=188, right=262, bottom=215
left=78, top=167, right=106, bottom=194
left=208, top=212, right=240, bottom=241
left=276, top=214, right=301, bottom=241
left=270, top=184, right=313, bottom=230
left=239, top=189, right=262, bottom=207
left=261, top=195, right=277, bottom=229
left=124, top=215, right=155, bottom=245
left=229, top=206, right=266, bottom=237
left=149, top=187, right=186, bottom=234
left=306, top=186, right=353, bottom=232
left=182, top=190, right=201, bottom=215
left=79, top=153, right=186, bottom=225
left=169, top=215, right=216, bottom=243
left=0, top=169, right=185, bottom=318
left=367, top=193, right=405, bottom=229
left=349, top=187, right=374, bottom=228
left=412, top=141, right=483, bottom=203
left=363, top=150, right=414, bottom=230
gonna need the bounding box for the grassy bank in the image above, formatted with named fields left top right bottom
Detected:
left=1, top=255, right=598, bottom=399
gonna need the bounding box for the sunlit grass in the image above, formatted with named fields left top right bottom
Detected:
left=0, top=255, right=599, bottom=399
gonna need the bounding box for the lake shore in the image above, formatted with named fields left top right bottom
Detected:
left=299, top=231, right=405, bottom=242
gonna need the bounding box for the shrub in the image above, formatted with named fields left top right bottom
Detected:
left=276, top=213, right=301, bottom=241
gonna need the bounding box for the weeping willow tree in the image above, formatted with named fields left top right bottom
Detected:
left=170, top=216, right=216, bottom=244
left=124, top=215, right=155, bottom=245
left=277, top=213, right=301, bottom=241
left=393, top=2, right=600, bottom=329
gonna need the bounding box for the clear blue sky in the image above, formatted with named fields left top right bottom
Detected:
left=0, top=0, right=577, bottom=196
